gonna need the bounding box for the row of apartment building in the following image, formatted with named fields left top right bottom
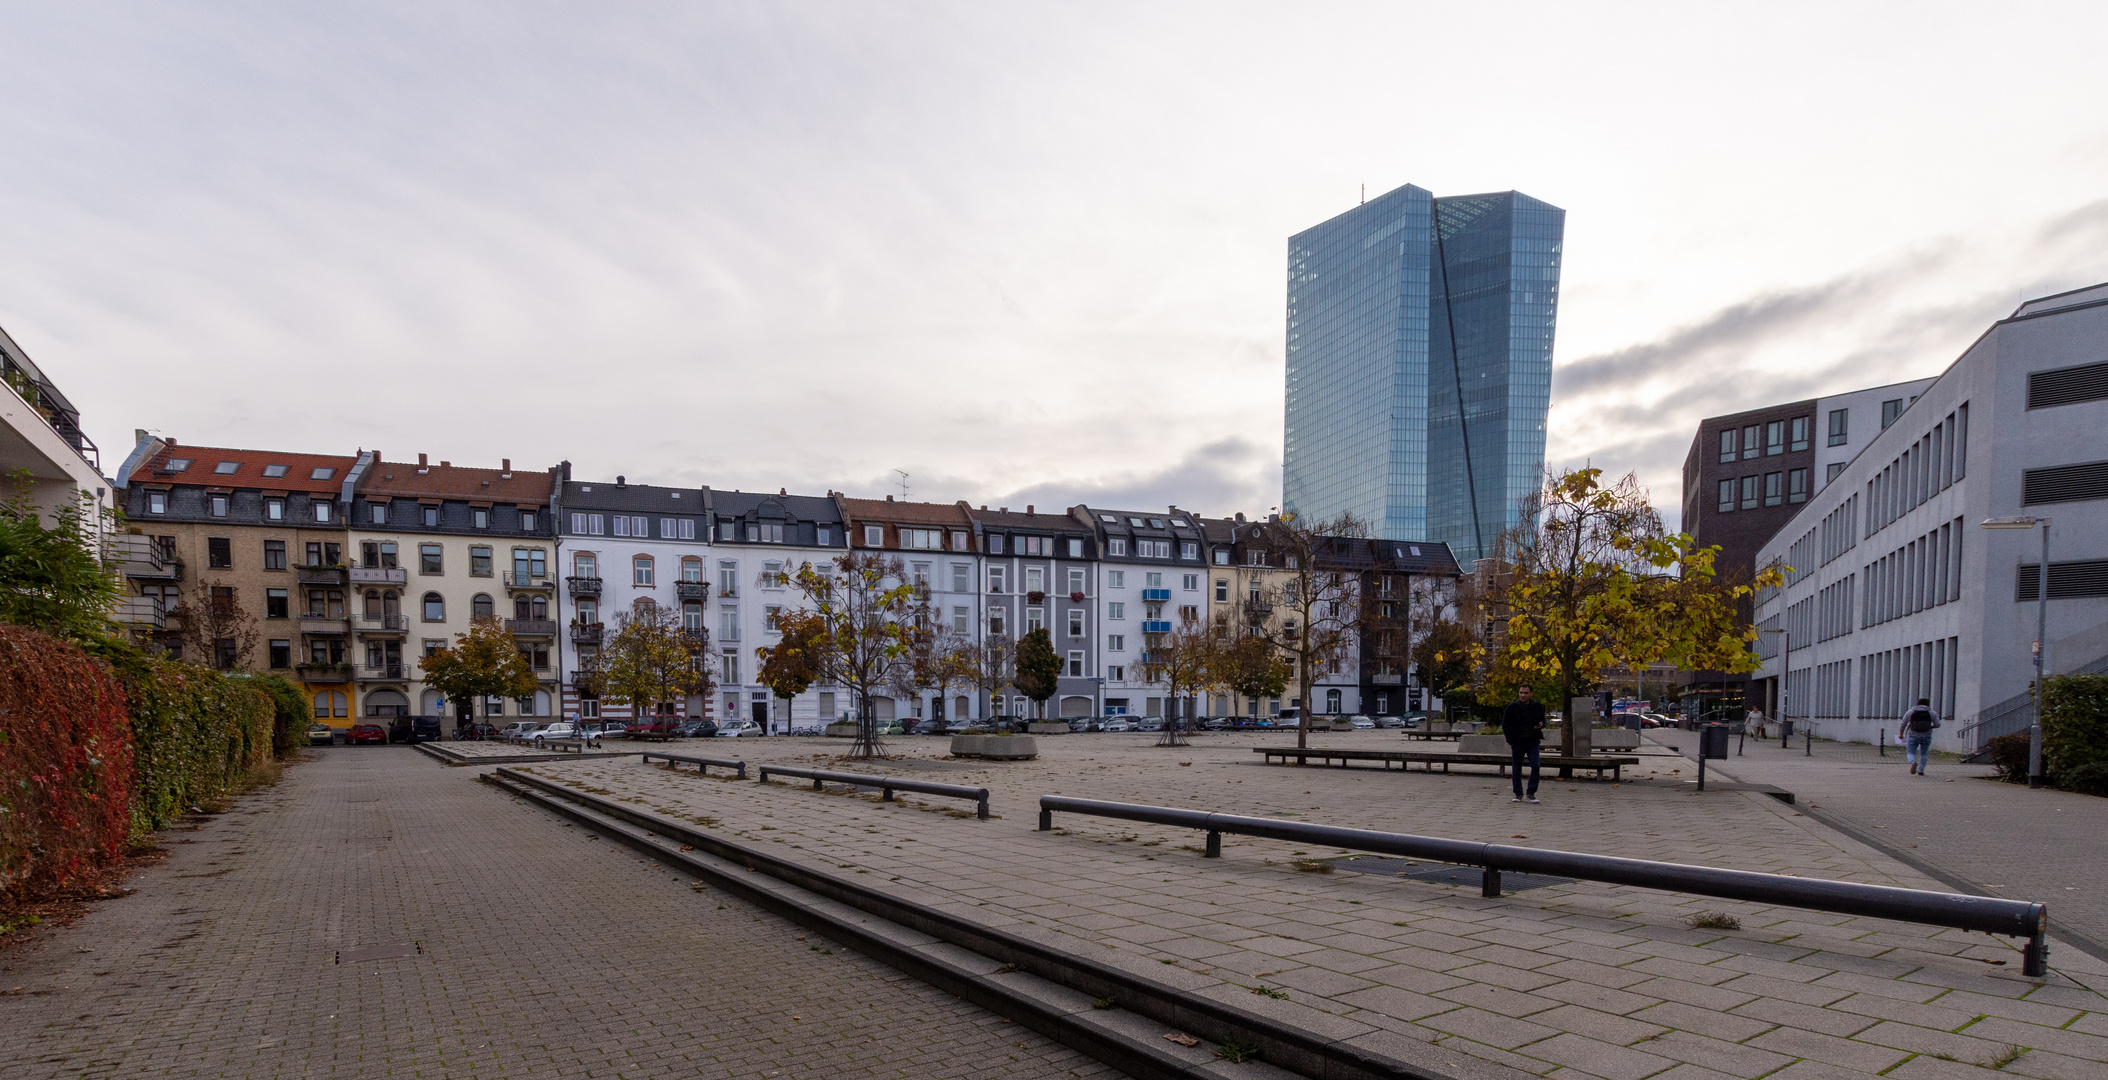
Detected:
left=105, top=440, right=1462, bottom=731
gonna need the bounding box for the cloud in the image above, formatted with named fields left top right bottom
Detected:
left=985, top=436, right=1277, bottom=519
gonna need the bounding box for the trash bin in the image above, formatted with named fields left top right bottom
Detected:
left=1700, top=723, right=1730, bottom=760
left=1779, top=719, right=1794, bottom=740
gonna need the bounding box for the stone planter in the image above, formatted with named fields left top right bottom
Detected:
left=1328, top=719, right=1356, bottom=732
left=1457, top=734, right=1510, bottom=755
left=950, top=734, right=1038, bottom=760
left=824, top=722, right=862, bottom=738
left=1026, top=722, right=1070, bottom=734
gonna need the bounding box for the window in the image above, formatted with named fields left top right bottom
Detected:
left=1107, top=634, right=1125, bottom=652
left=1024, top=566, right=1043, bottom=594
left=422, top=505, right=439, bottom=527
left=682, top=600, right=702, bottom=631
left=1213, top=548, right=1228, bottom=564
left=1106, top=570, right=1125, bottom=589
left=718, top=564, right=738, bottom=597
left=989, top=607, right=1006, bottom=635
left=911, top=562, right=930, bottom=587
left=471, top=594, right=494, bottom=620
left=951, top=605, right=968, bottom=633
left=146, top=490, right=166, bottom=514
left=986, top=534, right=1004, bottom=555
left=864, top=525, right=883, bottom=547
left=314, top=501, right=333, bottom=524
left=1107, top=665, right=1124, bottom=682
left=379, top=542, right=397, bottom=568
left=1143, top=541, right=1171, bottom=558
left=1068, top=651, right=1084, bottom=677
left=1742, top=425, right=1759, bottom=460
left=1067, top=567, right=1085, bottom=593
left=1181, top=542, right=1197, bottom=560
left=950, top=563, right=970, bottom=592
left=1740, top=476, right=1759, bottom=510
left=208, top=493, right=229, bottom=518
left=633, top=555, right=654, bottom=587
left=208, top=537, right=232, bottom=568
left=1026, top=607, right=1044, bottom=633
left=1789, top=416, right=1810, bottom=452
left=266, top=588, right=288, bottom=618
left=472, top=508, right=489, bottom=529
left=1881, top=398, right=1904, bottom=429
left=469, top=545, right=492, bottom=577
left=420, top=544, right=443, bottom=574
left=267, top=639, right=290, bottom=669
left=764, top=605, right=781, bottom=631
left=1107, top=601, right=1126, bottom=620
left=1182, top=573, right=1198, bottom=591
left=1717, top=479, right=1735, bottom=513
left=371, top=503, right=387, bottom=524
left=816, top=526, right=831, bottom=546
left=1068, top=609, right=1084, bottom=637
left=679, top=556, right=702, bottom=583
left=1765, top=420, right=1784, bottom=455
left=1828, top=462, right=1847, bottom=483
left=1787, top=467, right=1810, bottom=504
left=988, top=567, right=1005, bottom=593
left=719, top=608, right=739, bottom=641
left=1068, top=538, right=1084, bottom=558
left=521, top=511, right=537, bottom=532
left=721, top=649, right=740, bottom=684
left=262, top=539, right=286, bottom=570
left=1718, top=429, right=1736, bottom=463
left=1827, top=408, right=1849, bottom=446
left=1764, top=471, right=1783, bottom=507
left=575, top=553, right=597, bottom=578
left=1215, top=579, right=1228, bottom=602
left=422, top=593, right=445, bottom=621
left=1145, top=572, right=1163, bottom=588
left=263, top=497, right=284, bottom=521
left=902, top=528, right=942, bottom=549
left=1107, top=538, right=1126, bottom=556
left=612, top=516, right=628, bottom=537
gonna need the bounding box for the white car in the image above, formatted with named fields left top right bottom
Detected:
left=499, top=722, right=543, bottom=740
left=534, top=722, right=586, bottom=742
left=715, top=719, right=764, bottom=737
left=1348, top=715, right=1376, bottom=730
left=1101, top=717, right=1135, bottom=733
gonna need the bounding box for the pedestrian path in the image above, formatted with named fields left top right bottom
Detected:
left=0, top=747, right=1118, bottom=1080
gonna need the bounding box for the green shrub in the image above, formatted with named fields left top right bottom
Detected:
left=122, top=659, right=275, bottom=833
left=1984, top=732, right=2033, bottom=784
left=0, top=626, right=133, bottom=896
left=239, top=673, right=311, bottom=759
left=2040, top=674, right=2108, bottom=796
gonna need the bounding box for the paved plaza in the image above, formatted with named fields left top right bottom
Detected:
left=511, top=729, right=2108, bottom=1080
left=0, top=747, right=1117, bottom=1080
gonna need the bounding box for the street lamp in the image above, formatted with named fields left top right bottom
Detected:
left=1981, top=515, right=2050, bottom=788
left=1758, top=626, right=1789, bottom=748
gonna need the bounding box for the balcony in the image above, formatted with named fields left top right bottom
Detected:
left=1243, top=601, right=1274, bottom=622
left=1140, top=588, right=1172, bottom=602
left=507, top=618, right=558, bottom=638
left=299, top=614, right=351, bottom=635
left=568, top=669, right=595, bottom=690
left=567, top=575, right=603, bottom=598
left=357, top=613, right=407, bottom=634
left=680, top=627, right=710, bottom=650
left=1371, top=673, right=1404, bottom=686
left=357, top=663, right=407, bottom=682
left=113, top=535, right=181, bottom=580
left=570, top=623, right=603, bottom=645
left=504, top=570, right=555, bottom=591
left=294, top=662, right=353, bottom=684
left=1140, top=620, right=1173, bottom=634
left=297, top=564, right=348, bottom=585
left=113, top=595, right=167, bottom=628
left=351, top=566, right=408, bottom=586
left=676, top=581, right=709, bottom=601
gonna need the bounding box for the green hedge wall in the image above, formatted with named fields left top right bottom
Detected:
left=122, top=660, right=276, bottom=835
left=2041, top=674, right=2108, bottom=796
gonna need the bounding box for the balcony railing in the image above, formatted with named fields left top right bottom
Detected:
left=1140, top=620, right=1173, bottom=634
left=113, top=595, right=167, bottom=628
left=675, top=581, right=708, bottom=600
left=568, top=669, right=595, bottom=690
left=1140, top=588, right=1172, bottom=602
left=570, top=623, right=603, bottom=645
left=357, top=663, right=407, bottom=681
left=680, top=627, right=710, bottom=650
left=1371, top=673, right=1404, bottom=686
left=351, top=566, right=408, bottom=586
left=504, top=571, right=554, bottom=590
left=357, top=613, right=407, bottom=632
left=113, top=535, right=181, bottom=580
left=1243, top=601, right=1274, bottom=622
left=295, top=662, right=354, bottom=684
left=566, top=576, right=603, bottom=598
left=299, top=615, right=351, bottom=635
left=297, top=564, right=348, bottom=585
left=507, top=618, right=558, bottom=637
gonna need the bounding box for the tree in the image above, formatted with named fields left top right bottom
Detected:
left=1410, top=619, right=1479, bottom=709
left=963, top=634, right=1013, bottom=723
left=786, top=551, right=917, bottom=758
left=171, top=576, right=261, bottom=671
left=1138, top=610, right=1213, bottom=746
left=1012, top=627, right=1061, bottom=721
left=1248, top=512, right=1368, bottom=748
left=1488, top=468, right=1775, bottom=760
left=893, top=623, right=975, bottom=731
left=595, top=602, right=712, bottom=725
left=420, top=616, right=541, bottom=723
left=757, top=610, right=829, bottom=726
left=1213, top=622, right=1291, bottom=723
left=0, top=477, right=119, bottom=649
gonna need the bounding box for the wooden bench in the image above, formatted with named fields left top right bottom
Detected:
left=1253, top=746, right=1640, bottom=781
left=1400, top=730, right=1466, bottom=741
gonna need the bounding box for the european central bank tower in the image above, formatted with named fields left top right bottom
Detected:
left=1282, top=184, right=1564, bottom=564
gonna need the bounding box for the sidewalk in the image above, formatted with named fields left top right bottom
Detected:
left=1647, top=727, right=2108, bottom=958
left=0, top=748, right=1117, bottom=1080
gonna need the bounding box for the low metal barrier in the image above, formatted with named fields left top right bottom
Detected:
left=534, top=738, right=589, bottom=754
left=1038, top=796, right=2050, bottom=976
left=759, top=764, right=990, bottom=819
left=640, top=751, right=747, bottom=779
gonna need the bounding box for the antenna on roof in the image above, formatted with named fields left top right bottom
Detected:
left=894, top=469, right=909, bottom=501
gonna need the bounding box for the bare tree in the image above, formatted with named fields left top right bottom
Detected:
left=963, top=634, right=1014, bottom=725
left=1139, top=610, right=1214, bottom=746
left=172, top=578, right=261, bottom=671
left=786, top=551, right=917, bottom=759
left=1247, top=512, right=1368, bottom=748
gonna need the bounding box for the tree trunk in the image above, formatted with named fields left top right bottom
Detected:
left=851, top=691, right=884, bottom=759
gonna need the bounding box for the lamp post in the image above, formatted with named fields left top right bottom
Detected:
left=1981, top=516, right=2050, bottom=788
left=1758, top=627, right=1788, bottom=747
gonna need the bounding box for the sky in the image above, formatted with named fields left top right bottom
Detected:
left=4, top=2, right=2107, bottom=530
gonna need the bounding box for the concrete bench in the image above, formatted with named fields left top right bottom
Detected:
left=1252, top=746, right=1639, bottom=781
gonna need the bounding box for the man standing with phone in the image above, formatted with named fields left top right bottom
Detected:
left=1503, top=686, right=1548, bottom=803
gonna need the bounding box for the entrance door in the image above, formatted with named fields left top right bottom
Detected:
left=752, top=701, right=768, bottom=728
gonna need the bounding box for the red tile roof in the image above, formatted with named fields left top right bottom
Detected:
left=359, top=460, right=554, bottom=503
left=129, top=443, right=357, bottom=495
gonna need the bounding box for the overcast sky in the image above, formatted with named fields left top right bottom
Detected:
left=5, top=2, right=2106, bottom=528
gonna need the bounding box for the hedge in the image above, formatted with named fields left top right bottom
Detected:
left=122, top=658, right=276, bottom=834
left=240, top=673, right=311, bottom=760
left=2041, top=674, right=2108, bottom=796
left=0, top=626, right=134, bottom=896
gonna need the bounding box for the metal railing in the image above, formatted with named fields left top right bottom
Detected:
left=358, top=613, right=407, bottom=631
left=566, top=576, right=602, bottom=597
left=1957, top=652, right=2108, bottom=749
left=504, top=571, right=554, bottom=589
left=1037, top=796, right=2050, bottom=975
left=640, top=751, right=747, bottom=778
left=570, top=623, right=603, bottom=644
left=758, top=764, right=989, bottom=819
left=507, top=618, right=558, bottom=637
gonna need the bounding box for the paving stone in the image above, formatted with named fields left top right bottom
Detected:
left=1746, top=1027, right=1912, bottom=1073
left=1511, top=1032, right=1675, bottom=1080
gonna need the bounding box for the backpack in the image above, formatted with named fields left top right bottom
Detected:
left=1905, top=706, right=1938, bottom=733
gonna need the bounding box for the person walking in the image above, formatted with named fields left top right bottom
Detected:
left=1503, top=686, right=1548, bottom=803
left=1903, top=698, right=1940, bottom=775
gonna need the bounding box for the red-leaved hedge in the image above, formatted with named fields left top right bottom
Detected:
left=0, top=625, right=134, bottom=896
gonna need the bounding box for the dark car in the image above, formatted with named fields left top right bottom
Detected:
left=455, top=722, right=498, bottom=741
left=676, top=720, right=718, bottom=738
left=388, top=715, right=443, bottom=744
left=349, top=723, right=388, bottom=745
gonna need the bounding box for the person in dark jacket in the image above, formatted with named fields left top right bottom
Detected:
left=1902, top=697, right=1940, bottom=775
left=1502, top=686, right=1548, bottom=803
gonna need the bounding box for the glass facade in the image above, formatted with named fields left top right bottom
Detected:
left=1283, top=184, right=1562, bottom=563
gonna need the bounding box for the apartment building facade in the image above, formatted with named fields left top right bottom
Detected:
left=554, top=474, right=712, bottom=724
left=968, top=506, right=1099, bottom=719
left=1071, top=505, right=1208, bottom=720
left=839, top=495, right=982, bottom=725
left=1753, top=283, right=2108, bottom=751
left=117, top=438, right=365, bottom=719
left=348, top=455, right=558, bottom=723
left=708, top=488, right=847, bottom=731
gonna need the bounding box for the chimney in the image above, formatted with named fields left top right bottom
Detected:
left=886, top=494, right=894, bottom=502
left=1235, top=512, right=1246, bottom=522
left=616, top=475, right=626, bottom=487
left=560, top=460, right=572, bottom=481
left=980, top=505, right=988, bottom=511
left=417, top=453, right=427, bottom=467
left=440, top=461, right=450, bottom=467
left=501, top=458, right=511, bottom=472
left=779, top=488, right=788, bottom=497
left=1026, top=504, right=1034, bottom=515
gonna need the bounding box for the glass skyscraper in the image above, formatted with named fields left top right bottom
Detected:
left=1282, top=184, right=1563, bottom=564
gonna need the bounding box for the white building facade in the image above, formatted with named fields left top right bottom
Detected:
left=554, top=474, right=713, bottom=723
left=1755, top=284, right=2108, bottom=752
left=708, top=489, right=847, bottom=732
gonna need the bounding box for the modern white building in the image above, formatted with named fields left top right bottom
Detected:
left=554, top=473, right=713, bottom=724
left=1811, top=377, right=1940, bottom=496
left=1, top=325, right=109, bottom=531
left=1754, top=283, right=2108, bottom=752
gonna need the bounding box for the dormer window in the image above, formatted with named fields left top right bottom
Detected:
left=472, top=508, right=489, bottom=529
left=164, top=458, right=192, bottom=472
left=147, top=491, right=167, bottom=514
left=314, top=501, right=333, bottom=523
left=209, top=494, right=229, bottom=517
left=311, top=467, right=335, bottom=480
left=214, top=461, right=239, bottom=475
left=264, top=498, right=285, bottom=521
left=521, top=511, right=536, bottom=532
left=262, top=464, right=288, bottom=478
left=370, top=503, right=386, bottom=525
left=422, top=505, right=439, bottom=528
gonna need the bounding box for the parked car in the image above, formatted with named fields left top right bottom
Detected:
left=627, top=720, right=682, bottom=742
left=676, top=720, right=719, bottom=738
left=388, top=715, right=442, bottom=744
left=715, top=718, right=764, bottom=737
left=307, top=722, right=335, bottom=746
left=1347, top=715, right=1376, bottom=730
left=535, top=721, right=586, bottom=742
left=1133, top=716, right=1165, bottom=732
left=1101, top=717, right=1135, bottom=733
left=454, top=722, right=498, bottom=741
left=498, top=721, right=544, bottom=741
left=349, top=723, right=388, bottom=745
left=1373, top=715, right=1406, bottom=729
left=1201, top=717, right=1231, bottom=731
left=595, top=723, right=630, bottom=739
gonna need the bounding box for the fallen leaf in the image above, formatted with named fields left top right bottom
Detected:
left=1511, top=835, right=1527, bottom=839
left=1162, top=1032, right=1200, bottom=1047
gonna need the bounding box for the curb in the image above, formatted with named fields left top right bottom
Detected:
left=483, top=766, right=1527, bottom=1080
left=418, top=743, right=641, bottom=767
